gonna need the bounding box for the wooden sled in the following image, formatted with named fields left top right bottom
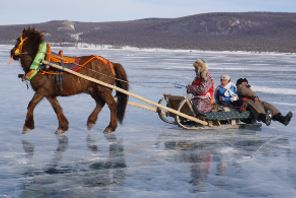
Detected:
left=158, top=94, right=262, bottom=130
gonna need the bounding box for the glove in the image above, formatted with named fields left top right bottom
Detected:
left=186, top=85, right=194, bottom=94
left=240, top=103, right=248, bottom=112
left=252, top=96, right=260, bottom=102
left=219, top=96, right=224, bottom=101
left=230, top=95, right=239, bottom=102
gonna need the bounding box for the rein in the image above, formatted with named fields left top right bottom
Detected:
left=17, top=40, right=175, bottom=89
left=41, top=56, right=180, bottom=89
left=42, top=53, right=177, bottom=88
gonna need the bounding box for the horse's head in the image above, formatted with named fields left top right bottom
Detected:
left=10, top=27, right=44, bottom=68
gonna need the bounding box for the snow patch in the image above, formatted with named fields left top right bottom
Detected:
left=70, top=32, right=83, bottom=41
left=57, top=21, right=75, bottom=31
left=253, top=86, right=296, bottom=96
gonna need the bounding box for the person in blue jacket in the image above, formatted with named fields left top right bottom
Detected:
left=214, top=74, right=238, bottom=107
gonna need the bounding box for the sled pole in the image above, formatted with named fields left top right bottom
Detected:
left=128, top=101, right=157, bottom=113
left=43, top=60, right=208, bottom=126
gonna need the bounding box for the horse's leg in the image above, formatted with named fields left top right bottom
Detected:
left=23, top=93, right=44, bottom=133
left=87, top=94, right=105, bottom=130
left=46, top=97, right=69, bottom=134
left=100, top=90, right=117, bottom=133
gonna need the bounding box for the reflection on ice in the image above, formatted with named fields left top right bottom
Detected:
left=1, top=46, right=296, bottom=197
left=44, top=135, right=69, bottom=174
left=19, top=133, right=126, bottom=197
left=158, top=131, right=292, bottom=196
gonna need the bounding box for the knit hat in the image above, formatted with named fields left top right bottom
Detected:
left=220, top=74, right=231, bottom=81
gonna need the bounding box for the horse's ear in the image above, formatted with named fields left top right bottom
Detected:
left=22, top=28, right=26, bottom=34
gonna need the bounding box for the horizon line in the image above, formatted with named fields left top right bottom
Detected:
left=1, top=11, right=295, bottom=26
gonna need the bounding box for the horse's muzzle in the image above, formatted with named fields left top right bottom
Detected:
left=10, top=48, right=20, bottom=60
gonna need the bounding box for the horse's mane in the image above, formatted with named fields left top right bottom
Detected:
left=22, top=27, right=44, bottom=46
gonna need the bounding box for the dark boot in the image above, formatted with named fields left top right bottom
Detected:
left=257, top=111, right=272, bottom=126
left=272, top=112, right=293, bottom=126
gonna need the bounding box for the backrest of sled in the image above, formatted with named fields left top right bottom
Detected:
left=164, top=94, right=194, bottom=116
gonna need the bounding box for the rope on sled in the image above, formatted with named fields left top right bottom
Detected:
left=43, top=53, right=186, bottom=89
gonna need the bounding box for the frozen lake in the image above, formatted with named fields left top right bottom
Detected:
left=1, top=45, right=296, bottom=197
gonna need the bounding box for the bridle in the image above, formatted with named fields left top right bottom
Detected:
left=14, top=35, right=28, bottom=56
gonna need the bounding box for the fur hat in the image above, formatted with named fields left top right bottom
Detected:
left=193, top=59, right=208, bottom=80
left=236, top=78, right=248, bottom=86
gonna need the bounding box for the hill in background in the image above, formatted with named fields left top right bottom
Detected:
left=1, top=12, right=296, bottom=52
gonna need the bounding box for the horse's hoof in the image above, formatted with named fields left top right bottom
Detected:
left=55, top=128, right=66, bottom=134
left=22, top=126, right=32, bottom=134
left=87, top=123, right=95, bottom=130
left=103, top=127, right=115, bottom=133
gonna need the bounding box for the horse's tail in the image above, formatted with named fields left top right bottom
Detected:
left=113, top=63, right=129, bottom=124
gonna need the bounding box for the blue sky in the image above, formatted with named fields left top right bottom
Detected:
left=1, top=0, right=296, bottom=25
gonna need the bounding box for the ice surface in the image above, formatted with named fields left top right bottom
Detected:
left=0, top=45, right=296, bottom=197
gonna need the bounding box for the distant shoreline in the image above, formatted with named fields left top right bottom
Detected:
left=2, top=44, right=295, bottom=56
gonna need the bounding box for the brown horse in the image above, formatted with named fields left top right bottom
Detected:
left=10, top=28, right=129, bottom=133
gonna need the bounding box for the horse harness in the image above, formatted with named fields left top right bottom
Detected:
left=16, top=39, right=116, bottom=90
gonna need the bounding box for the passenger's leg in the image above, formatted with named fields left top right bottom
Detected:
left=262, top=101, right=280, bottom=116
left=262, top=101, right=293, bottom=126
